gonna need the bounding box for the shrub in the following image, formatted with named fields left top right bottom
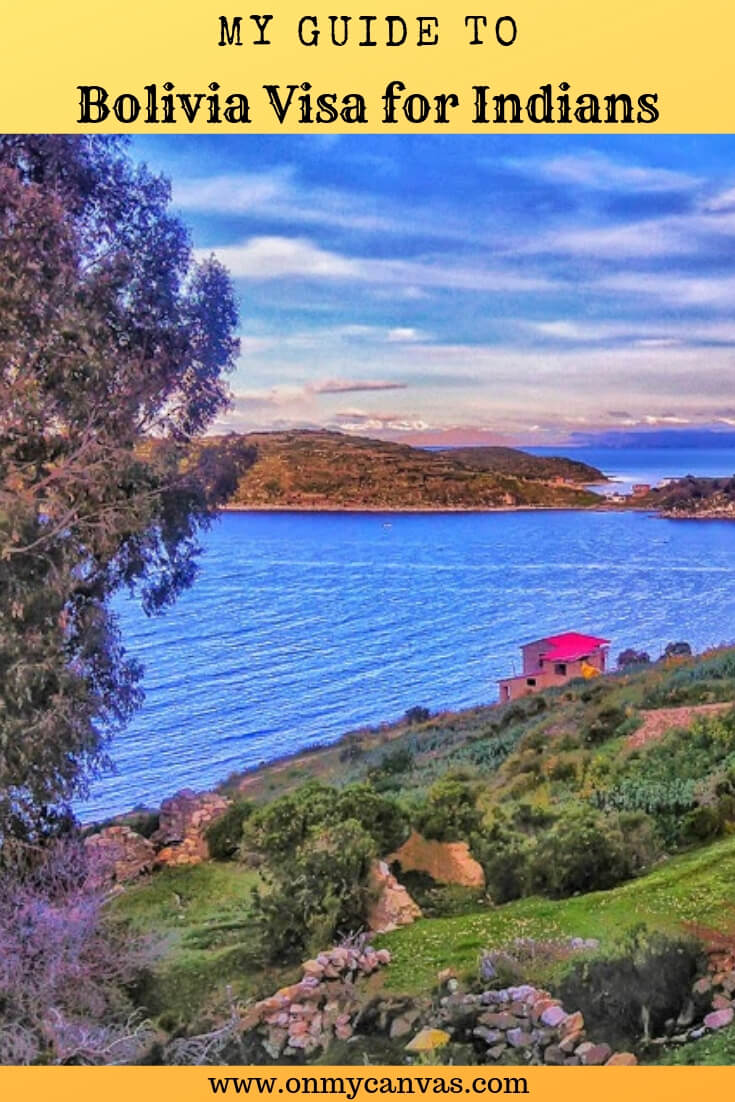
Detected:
left=367, top=747, right=415, bottom=790
left=558, top=928, right=704, bottom=1048
left=472, top=815, right=535, bottom=904
left=617, top=648, right=651, bottom=669
left=335, top=783, right=409, bottom=855
left=251, top=819, right=376, bottom=964
left=583, top=704, right=627, bottom=746
left=405, top=706, right=431, bottom=725
left=531, top=805, right=631, bottom=897
left=245, top=781, right=336, bottom=862
left=205, top=799, right=254, bottom=861
left=0, top=838, right=154, bottom=1064
left=414, top=777, right=482, bottom=842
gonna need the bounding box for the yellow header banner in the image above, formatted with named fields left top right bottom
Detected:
left=0, top=0, right=732, bottom=132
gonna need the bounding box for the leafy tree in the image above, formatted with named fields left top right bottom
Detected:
left=531, top=805, right=631, bottom=897
left=335, top=782, right=409, bottom=855
left=617, top=648, right=651, bottom=668
left=252, top=819, right=376, bottom=964
left=415, top=776, right=482, bottom=842
left=0, top=136, right=250, bottom=837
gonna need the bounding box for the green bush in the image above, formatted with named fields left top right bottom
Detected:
left=335, top=783, right=409, bottom=855
left=583, top=704, right=627, bottom=746
left=414, top=777, right=482, bottom=842
left=472, top=814, right=535, bottom=904
left=531, top=805, right=631, bottom=897
left=205, top=799, right=254, bottom=860
left=251, top=818, right=376, bottom=964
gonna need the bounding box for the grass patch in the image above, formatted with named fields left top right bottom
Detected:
left=111, top=863, right=278, bottom=1023
left=376, top=834, right=735, bottom=994
left=653, top=1024, right=735, bottom=1064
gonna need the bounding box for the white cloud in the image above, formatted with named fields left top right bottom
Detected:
left=175, top=170, right=394, bottom=233
left=508, top=151, right=700, bottom=193
left=202, top=235, right=552, bottom=294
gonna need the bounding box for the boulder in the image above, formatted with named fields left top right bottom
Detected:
left=405, top=1028, right=451, bottom=1053
left=84, top=826, right=155, bottom=885
left=606, top=1052, right=638, bottom=1066
left=704, top=1008, right=734, bottom=1030
left=559, top=1010, right=584, bottom=1037
left=153, top=789, right=230, bottom=863
left=578, top=1042, right=612, bottom=1066
left=540, top=1005, right=567, bottom=1028
left=544, top=1045, right=566, bottom=1065
left=486, top=1044, right=508, bottom=1061
left=506, top=1028, right=533, bottom=1048
left=366, top=861, right=422, bottom=934
left=388, top=831, right=485, bottom=889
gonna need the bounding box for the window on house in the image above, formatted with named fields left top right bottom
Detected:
left=554, top=663, right=567, bottom=676
left=526, top=677, right=536, bottom=686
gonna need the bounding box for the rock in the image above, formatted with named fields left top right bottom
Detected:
left=721, top=971, right=735, bottom=994
left=564, top=1057, right=580, bottom=1066
left=486, top=1044, right=508, bottom=1061
left=559, top=1010, right=584, bottom=1037
left=605, top=1052, right=638, bottom=1066
left=84, top=826, right=155, bottom=885
left=387, top=831, right=485, bottom=889
left=712, top=994, right=732, bottom=1011
left=704, top=1008, right=734, bottom=1030
left=540, top=1005, right=567, bottom=1028
left=473, top=1027, right=503, bottom=1045
left=479, top=1011, right=520, bottom=1030
left=390, top=1012, right=420, bottom=1039
left=578, top=1042, right=612, bottom=1066
left=676, top=1000, right=695, bottom=1028
left=152, top=789, right=230, bottom=864
left=506, top=985, right=537, bottom=1002
left=405, top=1028, right=451, bottom=1053
left=366, top=861, right=422, bottom=934
left=544, top=1045, right=566, bottom=1065
left=559, top=1032, right=583, bottom=1054
left=693, top=976, right=712, bottom=996
left=506, top=1028, right=533, bottom=1048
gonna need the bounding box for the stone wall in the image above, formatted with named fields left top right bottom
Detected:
left=240, top=943, right=392, bottom=1058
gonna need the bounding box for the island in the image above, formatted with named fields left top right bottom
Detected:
left=211, top=429, right=607, bottom=511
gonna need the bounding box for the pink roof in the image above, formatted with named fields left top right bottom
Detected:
left=538, top=632, right=609, bottom=662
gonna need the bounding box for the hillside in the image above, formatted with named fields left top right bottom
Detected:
left=216, top=430, right=605, bottom=511
left=644, top=475, right=735, bottom=518
left=443, top=446, right=604, bottom=483
left=104, top=646, right=735, bottom=1065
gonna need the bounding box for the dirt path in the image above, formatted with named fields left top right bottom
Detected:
left=627, top=702, right=733, bottom=749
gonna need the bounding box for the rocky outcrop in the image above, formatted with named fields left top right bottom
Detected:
left=241, top=943, right=391, bottom=1058
left=366, top=860, right=422, bottom=933
left=388, top=831, right=485, bottom=889
left=152, top=789, right=230, bottom=867
left=84, top=825, right=155, bottom=886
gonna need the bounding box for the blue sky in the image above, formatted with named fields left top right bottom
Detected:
left=132, top=135, right=735, bottom=444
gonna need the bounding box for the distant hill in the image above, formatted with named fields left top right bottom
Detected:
left=644, top=474, right=735, bottom=518
left=444, top=446, right=604, bottom=483
left=218, top=430, right=605, bottom=511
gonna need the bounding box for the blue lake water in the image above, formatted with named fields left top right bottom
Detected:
left=78, top=448, right=735, bottom=820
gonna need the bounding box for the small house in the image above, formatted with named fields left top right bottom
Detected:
left=498, top=631, right=610, bottom=703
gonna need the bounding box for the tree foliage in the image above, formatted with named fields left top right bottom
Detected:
left=0, top=136, right=251, bottom=836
